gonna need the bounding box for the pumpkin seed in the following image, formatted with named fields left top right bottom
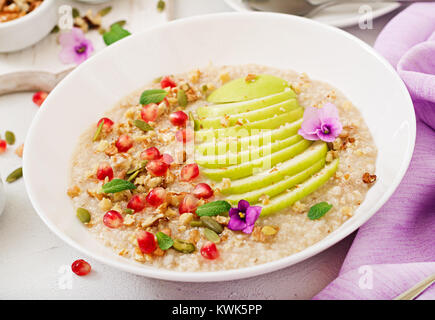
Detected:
left=6, top=167, right=22, bottom=183
left=124, top=208, right=134, bottom=215
left=93, top=121, right=104, bottom=141
left=76, top=208, right=91, bottom=223
left=5, top=131, right=15, bottom=145
left=157, top=0, right=165, bottom=12
left=203, top=228, right=220, bottom=243
left=110, top=20, right=126, bottom=28
left=98, top=6, right=112, bottom=17
left=189, top=220, right=204, bottom=228
left=133, top=119, right=153, bottom=132
left=172, top=239, right=195, bottom=254
left=127, top=169, right=139, bottom=182
left=261, top=226, right=277, bottom=236
left=177, top=89, right=188, bottom=107
left=200, top=216, right=223, bottom=234
left=72, top=8, right=80, bottom=18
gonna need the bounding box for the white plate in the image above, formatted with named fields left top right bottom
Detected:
left=24, top=12, right=415, bottom=282
left=225, top=0, right=401, bottom=28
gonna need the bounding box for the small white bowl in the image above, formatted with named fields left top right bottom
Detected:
left=0, top=0, right=57, bottom=53
left=24, top=13, right=415, bottom=282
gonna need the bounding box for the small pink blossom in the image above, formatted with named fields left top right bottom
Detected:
left=228, top=200, right=261, bottom=234
left=298, top=103, right=342, bottom=143
left=58, top=28, right=94, bottom=65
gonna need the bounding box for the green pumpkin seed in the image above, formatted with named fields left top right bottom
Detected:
left=203, top=228, right=220, bottom=243
left=172, top=239, right=195, bottom=254
left=200, top=216, right=223, bottom=234
left=124, top=209, right=134, bottom=215
left=189, top=220, right=204, bottom=228
left=133, top=119, right=153, bottom=132
left=98, top=6, right=112, bottom=17
left=72, top=8, right=80, bottom=18
left=76, top=208, right=91, bottom=223
left=177, top=89, right=188, bottom=107
left=157, top=0, right=166, bottom=12
left=261, top=226, right=277, bottom=236
left=6, top=167, right=22, bottom=183
left=127, top=169, right=139, bottom=182
left=5, top=131, right=15, bottom=145
left=110, top=20, right=126, bottom=28
left=93, top=121, right=104, bottom=141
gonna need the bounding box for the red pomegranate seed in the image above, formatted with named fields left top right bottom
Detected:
left=0, top=140, right=6, bottom=154
left=169, top=111, right=188, bottom=127
left=127, top=194, right=146, bottom=212
left=162, top=153, right=174, bottom=164
left=97, top=117, right=114, bottom=132
left=175, top=128, right=193, bottom=144
left=141, top=103, right=158, bottom=123
left=179, top=194, right=198, bottom=215
left=146, top=159, right=168, bottom=176
left=146, top=187, right=167, bottom=207
left=115, top=134, right=133, bottom=152
left=32, top=91, right=48, bottom=107
left=71, top=259, right=91, bottom=276
left=103, top=210, right=124, bottom=228
left=141, top=147, right=161, bottom=160
left=137, top=230, right=157, bottom=254
left=201, top=242, right=219, bottom=260
left=193, top=183, right=213, bottom=199
left=160, top=76, right=177, bottom=89
left=180, top=163, right=199, bottom=181
left=96, top=162, right=113, bottom=181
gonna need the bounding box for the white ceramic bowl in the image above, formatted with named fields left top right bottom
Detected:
left=0, top=0, right=57, bottom=53
left=24, top=13, right=415, bottom=282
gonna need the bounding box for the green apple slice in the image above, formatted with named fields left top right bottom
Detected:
left=196, top=134, right=303, bottom=168
left=207, top=74, right=289, bottom=104
left=222, top=142, right=328, bottom=194
left=227, top=158, right=326, bottom=204
left=195, top=119, right=303, bottom=156
left=202, top=139, right=312, bottom=181
left=199, top=98, right=299, bottom=129
left=197, top=89, right=295, bottom=118
left=260, top=159, right=339, bottom=217
left=195, top=107, right=303, bottom=141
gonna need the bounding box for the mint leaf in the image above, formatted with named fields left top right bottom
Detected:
left=133, top=119, right=153, bottom=131
left=103, top=23, right=131, bottom=46
left=196, top=200, right=231, bottom=217
left=156, top=232, right=173, bottom=250
left=139, top=89, right=168, bottom=105
left=307, top=202, right=332, bottom=220
left=101, top=179, right=136, bottom=193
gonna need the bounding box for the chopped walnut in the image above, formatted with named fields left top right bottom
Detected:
left=220, top=115, right=230, bottom=127
left=362, top=172, right=377, bottom=184
left=219, top=72, right=230, bottom=84
left=133, top=247, right=146, bottom=262
left=188, top=229, right=200, bottom=244
left=179, top=212, right=194, bottom=226
left=189, top=69, right=201, bottom=83
left=67, top=185, right=81, bottom=198
left=292, top=201, right=307, bottom=213
left=98, top=198, right=112, bottom=211
left=123, top=214, right=135, bottom=226
left=215, top=215, right=229, bottom=225
left=222, top=178, right=231, bottom=189
left=259, top=194, right=270, bottom=205
left=105, top=145, right=118, bottom=156
left=140, top=214, right=164, bottom=228
left=252, top=226, right=267, bottom=242
left=245, top=74, right=257, bottom=82
left=153, top=247, right=165, bottom=257
left=15, top=143, right=24, bottom=157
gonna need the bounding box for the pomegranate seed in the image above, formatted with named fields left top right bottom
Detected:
left=103, top=210, right=124, bottom=228
left=160, top=76, right=177, bottom=89
left=141, top=147, right=161, bottom=160
left=146, top=159, right=168, bottom=176
left=71, top=259, right=91, bottom=276
left=115, top=134, right=133, bottom=152
left=201, top=242, right=219, bottom=260
left=137, top=230, right=157, bottom=254
left=32, top=91, right=48, bottom=107
left=175, top=128, right=193, bottom=144
left=141, top=103, right=158, bottom=123
left=169, top=111, right=188, bottom=127
left=161, top=153, right=174, bottom=165
left=180, top=163, right=199, bottom=181
left=97, top=117, right=114, bottom=132
left=0, top=140, right=6, bottom=154
left=146, top=187, right=167, bottom=207
left=193, top=183, right=213, bottom=199
left=127, top=194, right=146, bottom=212
left=96, top=162, right=113, bottom=181
left=179, top=194, right=198, bottom=215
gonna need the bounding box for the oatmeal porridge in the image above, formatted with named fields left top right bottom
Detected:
left=68, top=64, right=377, bottom=272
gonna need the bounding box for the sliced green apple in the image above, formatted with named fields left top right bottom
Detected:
left=196, top=134, right=303, bottom=168
left=197, top=89, right=296, bottom=118
left=195, top=119, right=303, bottom=156
left=195, top=107, right=303, bottom=141
left=202, top=139, right=312, bottom=181
left=227, top=158, right=326, bottom=204
left=222, top=142, right=328, bottom=194
left=260, top=159, right=339, bottom=217
left=207, top=74, right=289, bottom=104
left=200, top=98, right=299, bottom=129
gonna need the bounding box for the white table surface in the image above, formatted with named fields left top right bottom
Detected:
left=0, top=0, right=402, bottom=300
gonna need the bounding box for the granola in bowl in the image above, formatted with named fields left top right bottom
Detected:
left=0, top=0, right=43, bottom=23
left=68, top=64, right=377, bottom=272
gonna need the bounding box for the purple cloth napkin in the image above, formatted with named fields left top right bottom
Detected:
left=315, top=3, right=435, bottom=300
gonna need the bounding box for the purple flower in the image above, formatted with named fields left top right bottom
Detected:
left=298, top=103, right=342, bottom=143
left=59, top=28, right=94, bottom=65
left=227, top=200, right=261, bottom=234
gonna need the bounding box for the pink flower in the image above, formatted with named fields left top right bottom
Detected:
left=227, top=200, right=261, bottom=234
left=59, top=28, right=94, bottom=65
left=298, top=103, right=342, bottom=142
